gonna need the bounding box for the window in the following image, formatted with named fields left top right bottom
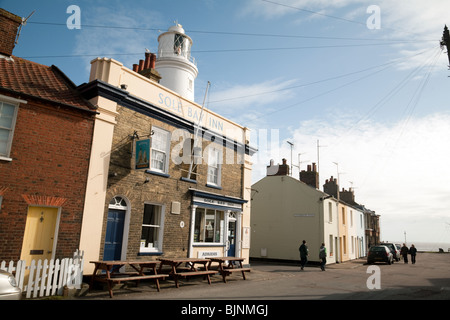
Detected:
left=350, top=210, right=353, bottom=227
left=328, top=202, right=332, bottom=222
left=174, top=34, right=185, bottom=55
left=150, top=127, right=170, bottom=173
left=140, top=204, right=163, bottom=253
left=207, top=147, right=221, bottom=186
left=0, top=100, right=19, bottom=159
left=341, top=208, right=346, bottom=225
left=194, top=208, right=224, bottom=244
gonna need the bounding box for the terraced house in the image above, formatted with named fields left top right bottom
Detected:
left=78, top=24, right=256, bottom=274
left=251, top=159, right=372, bottom=265
left=0, top=9, right=96, bottom=263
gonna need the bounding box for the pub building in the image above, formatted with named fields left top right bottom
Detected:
left=78, top=23, right=255, bottom=274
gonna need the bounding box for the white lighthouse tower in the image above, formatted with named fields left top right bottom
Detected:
left=155, top=23, right=198, bottom=101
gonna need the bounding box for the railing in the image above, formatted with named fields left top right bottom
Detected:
left=0, top=250, right=84, bottom=299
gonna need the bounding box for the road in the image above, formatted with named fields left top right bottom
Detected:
left=79, top=252, right=450, bottom=301
left=72, top=253, right=449, bottom=317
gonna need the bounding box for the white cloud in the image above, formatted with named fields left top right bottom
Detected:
left=250, top=111, right=450, bottom=242
left=205, top=78, right=299, bottom=128
left=208, top=78, right=298, bottom=109
left=240, top=0, right=450, bottom=71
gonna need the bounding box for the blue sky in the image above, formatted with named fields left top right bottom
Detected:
left=3, top=0, right=450, bottom=246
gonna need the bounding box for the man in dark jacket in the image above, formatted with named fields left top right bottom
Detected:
left=400, top=243, right=409, bottom=263
left=409, top=244, right=417, bottom=264
left=299, top=240, right=308, bottom=270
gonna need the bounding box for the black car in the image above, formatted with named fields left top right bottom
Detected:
left=367, top=245, right=393, bottom=265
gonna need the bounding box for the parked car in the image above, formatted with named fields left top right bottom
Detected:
left=367, top=245, right=393, bottom=265
left=381, top=242, right=400, bottom=261
left=0, top=270, right=22, bottom=300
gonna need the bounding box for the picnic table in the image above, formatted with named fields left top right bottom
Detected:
left=208, top=257, right=251, bottom=283
left=158, top=257, right=218, bottom=288
left=89, top=260, right=167, bottom=298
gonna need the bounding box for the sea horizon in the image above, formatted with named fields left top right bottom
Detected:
left=388, top=241, right=450, bottom=252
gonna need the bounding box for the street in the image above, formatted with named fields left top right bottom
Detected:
left=79, top=252, right=450, bottom=301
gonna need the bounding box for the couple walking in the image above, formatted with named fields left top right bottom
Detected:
left=400, top=243, right=418, bottom=264
left=299, top=240, right=327, bottom=271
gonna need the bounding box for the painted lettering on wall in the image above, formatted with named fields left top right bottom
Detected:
left=157, top=91, right=224, bottom=132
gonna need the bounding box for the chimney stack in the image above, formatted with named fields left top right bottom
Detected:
left=266, top=158, right=289, bottom=176
left=0, top=9, right=22, bottom=57
left=132, top=51, right=161, bottom=83
left=300, top=162, right=319, bottom=189
left=323, top=176, right=338, bottom=198
left=340, top=188, right=356, bottom=205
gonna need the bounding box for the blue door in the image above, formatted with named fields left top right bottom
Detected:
left=103, top=209, right=125, bottom=261
left=227, top=220, right=236, bottom=257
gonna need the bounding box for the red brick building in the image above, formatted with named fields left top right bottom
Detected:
left=0, top=9, right=97, bottom=261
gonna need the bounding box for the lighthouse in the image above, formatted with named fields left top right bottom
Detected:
left=155, top=23, right=198, bottom=101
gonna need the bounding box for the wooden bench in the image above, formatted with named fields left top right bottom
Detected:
left=90, top=260, right=165, bottom=298
left=109, top=274, right=167, bottom=286
left=172, top=270, right=218, bottom=287
left=220, top=268, right=251, bottom=282
left=208, top=257, right=251, bottom=283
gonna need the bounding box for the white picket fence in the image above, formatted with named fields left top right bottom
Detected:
left=0, top=250, right=84, bottom=299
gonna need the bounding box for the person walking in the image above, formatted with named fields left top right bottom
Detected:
left=299, top=240, right=308, bottom=270
left=400, top=243, right=409, bottom=263
left=319, top=243, right=327, bottom=271
left=409, top=244, right=417, bottom=264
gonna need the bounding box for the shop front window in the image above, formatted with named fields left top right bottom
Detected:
left=194, top=208, right=224, bottom=244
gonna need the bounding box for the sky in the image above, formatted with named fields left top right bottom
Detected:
left=2, top=0, right=450, bottom=247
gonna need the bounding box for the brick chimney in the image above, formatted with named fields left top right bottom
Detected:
left=323, top=176, right=338, bottom=198
left=340, top=188, right=357, bottom=205
left=266, top=158, right=289, bottom=176
left=0, top=9, right=22, bottom=57
left=300, top=162, right=319, bottom=189
left=133, top=51, right=161, bottom=83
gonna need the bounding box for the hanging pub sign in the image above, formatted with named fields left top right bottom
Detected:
left=135, top=139, right=150, bottom=169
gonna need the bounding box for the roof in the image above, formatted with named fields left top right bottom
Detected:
left=0, top=56, right=96, bottom=113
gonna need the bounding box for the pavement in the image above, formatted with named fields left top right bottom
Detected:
left=63, top=253, right=450, bottom=302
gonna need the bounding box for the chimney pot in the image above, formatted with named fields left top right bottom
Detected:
left=150, top=53, right=156, bottom=69
left=139, top=59, right=145, bottom=71
left=133, top=64, right=139, bottom=72
left=144, top=52, right=151, bottom=69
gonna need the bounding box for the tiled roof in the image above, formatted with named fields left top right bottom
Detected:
left=0, top=56, right=96, bottom=112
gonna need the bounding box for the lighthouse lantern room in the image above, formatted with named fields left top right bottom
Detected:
left=156, top=23, right=199, bottom=101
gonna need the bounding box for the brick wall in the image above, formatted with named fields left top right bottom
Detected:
left=0, top=9, right=22, bottom=56
left=0, top=98, right=95, bottom=261
left=102, top=105, right=243, bottom=260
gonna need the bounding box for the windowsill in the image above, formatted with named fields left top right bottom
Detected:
left=180, top=177, right=197, bottom=184
left=138, top=251, right=163, bottom=256
left=206, top=183, right=222, bottom=190
left=193, top=243, right=224, bottom=247
left=145, top=170, right=170, bottom=178
left=0, top=156, right=12, bottom=162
